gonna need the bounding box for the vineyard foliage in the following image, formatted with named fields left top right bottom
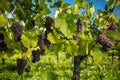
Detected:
left=0, top=0, right=120, bottom=80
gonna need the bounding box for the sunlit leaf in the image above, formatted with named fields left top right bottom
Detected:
left=21, top=30, right=38, bottom=48
left=91, top=47, right=103, bottom=64
left=0, top=14, right=8, bottom=27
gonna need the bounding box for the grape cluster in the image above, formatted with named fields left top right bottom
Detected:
left=32, top=49, right=45, bottom=63
left=11, top=22, right=23, bottom=42
left=74, top=19, right=84, bottom=42
left=31, top=16, right=53, bottom=63
left=17, top=59, right=27, bottom=75
left=97, top=34, right=114, bottom=51
left=0, top=33, right=7, bottom=51
left=38, top=34, right=45, bottom=50
left=76, top=19, right=84, bottom=32
left=28, top=20, right=35, bottom=30
left=31, top=49, right=44, bottom=63
left=45, top=16, right=53, bottom=30
left=107, top=24, right=118, bottom=31
left=44, top=16, right=53, bottom=49
left=73, top=32, right=79, bottom=42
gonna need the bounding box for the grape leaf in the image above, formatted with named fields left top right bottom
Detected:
left=91, top=47, right=103, bottom=64
left=78, top=33, right=89, bottom=56
left=21, top=30, right=38, bottom=48
left=47, top=31, right=60, bottom=44
left=55, top=16, right=76, bottom=38
left=0, top=14, right=8, bottom=27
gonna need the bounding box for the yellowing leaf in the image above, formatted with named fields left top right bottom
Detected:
left=0, top=14, right=8, bottom=27
left=47, top=31, right=60, bottom=44
left=47, top=33, right=56, bottom=43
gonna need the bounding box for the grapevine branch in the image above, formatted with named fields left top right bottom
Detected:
left=88, top=4, right=120, bottom=56
left=102, top=4, right=120, bottom=34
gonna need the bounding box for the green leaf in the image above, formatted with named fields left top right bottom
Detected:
left=74, top=0, right=86, bottom=8
left=22, top=49, right=32, bottom=58
left=4, top=31, right=21, bottom=51
left=51, top=1, right=62, bottom=8
left=15, top=2, right=26, bottom=20
left=64, top=41, right=73, bottom=54
left=47, top=0, right=52, bottom=2
left=78, top=33, right=89, bottom=56
left=55, top=16, right=76, bottom=38
left=87, top=3, right=94, bottom=18
left=55, top=18, right=65, bottom=28
left=106, top=31, right=120, bottom=41
left=47, top=31, right=60, bottom=44
left=64, top=40, right=79, bottom=55
left=0, top=14, right=8, bottom=27
left=0, top=0, right=14, bottom=12
left=21, top=30, right=38, bottom=48
left=40, top=4, right=51, bottom=15
left=91, top=47, right=103, bottom=64
left=69, top=40, right=79, bottom=55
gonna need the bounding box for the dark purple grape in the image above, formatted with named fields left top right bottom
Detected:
left=28, top=20, right=35, bottom=30
left=38, top=34, right=45, bottom=49
left=73, top=32, right=79, bottom=42
left=97, top=34, right=114, bottom=51
left=45, top=16, right=53, bottom=30
left=31, top=50, right=40, bottom=63
left=102, top=45, right=110, bottom=51
left=107, top=24, right=118, bottom=31
left=17, top=59, right=27, bottom=75
left=20, top=42, right=28, bottom=52
left=77, top=19, right=84, bottom=32
left=43, top=17, right=53, bottom=49
left=11, top=22, right=23, bottom=42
